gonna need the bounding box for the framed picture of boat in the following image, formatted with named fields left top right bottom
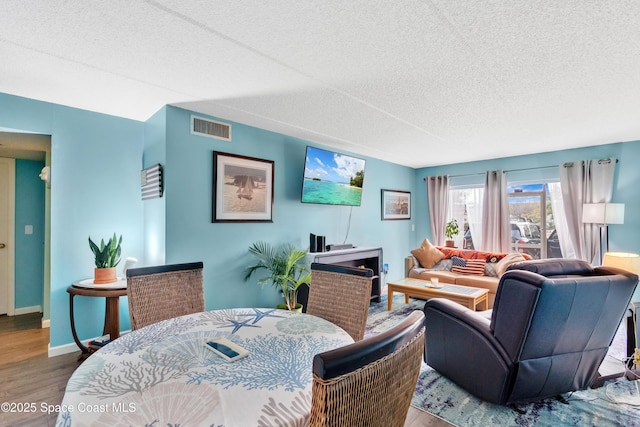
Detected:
left=213, top=151, right=274, bottom=222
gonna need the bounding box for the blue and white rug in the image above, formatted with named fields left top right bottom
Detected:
left=366, top=294, right=640, bottom=427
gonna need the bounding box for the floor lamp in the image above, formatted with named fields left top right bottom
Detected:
left=602, top=252, right=640, bottom=379
left=582, top=203, right=625, bottom=264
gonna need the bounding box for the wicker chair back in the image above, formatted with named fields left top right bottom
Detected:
left=126, top=262, right=205, bottom=330
left=307, top=263, right=373, bottom=341
left=310, top=310, right=425, bottom=427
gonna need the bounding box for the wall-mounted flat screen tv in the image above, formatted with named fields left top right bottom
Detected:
left=301, top=146, right=366, bottom=206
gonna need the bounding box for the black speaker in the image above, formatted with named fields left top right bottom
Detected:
left=309, top=233, right=318, bottom=252
left=316, top=235, right=326, bottom=252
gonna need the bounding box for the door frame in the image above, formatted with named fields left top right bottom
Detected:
left=0, top=158, right=16, bottom=316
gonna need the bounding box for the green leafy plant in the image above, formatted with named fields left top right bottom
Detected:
left=445, top=219, right=459, bottom=240
left=88, top=233, right=122, bottom=268
left=244, top=241, right=311, bottom=310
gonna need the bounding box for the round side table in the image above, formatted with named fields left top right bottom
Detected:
left=67, top=278, right=127, bottom=361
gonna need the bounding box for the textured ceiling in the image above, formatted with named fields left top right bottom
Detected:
left=1, top=1, right=640, bottom=168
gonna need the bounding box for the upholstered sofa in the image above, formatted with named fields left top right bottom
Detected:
left=405, top=239, right=530, bottom=308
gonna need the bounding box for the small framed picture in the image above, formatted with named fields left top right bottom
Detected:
left=213, top=152, right=274, bottom=222
left=381, top=189, right=411, bottom=220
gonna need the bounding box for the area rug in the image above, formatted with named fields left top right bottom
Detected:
left=366, top=294, right=640, bottom=427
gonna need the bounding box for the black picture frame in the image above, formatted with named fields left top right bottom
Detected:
left=381, top=189, right=411, bottom=220
left=212, top=151, right=274, bottom=222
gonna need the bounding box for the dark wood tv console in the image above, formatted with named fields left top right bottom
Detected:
left=310, top=246, right=383, bottom=303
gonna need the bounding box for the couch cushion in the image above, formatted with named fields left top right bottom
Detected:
left=451, top=256, right=486, bottom=276
left=484, top=262, right=499, bottom=278
left=431, top=259, right=453, bottom=271
left=411, top=239, right=444, bottom=268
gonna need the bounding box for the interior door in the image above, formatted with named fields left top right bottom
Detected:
left=0, top=158, right=15, bottom=316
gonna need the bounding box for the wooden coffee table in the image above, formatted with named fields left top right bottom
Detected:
left=387, top=277, right=489, bottom=311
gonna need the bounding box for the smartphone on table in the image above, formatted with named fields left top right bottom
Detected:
left=204, top=337, right=249, bottom=362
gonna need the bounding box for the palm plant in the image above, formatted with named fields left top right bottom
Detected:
left=244, top=241, right=311, bottom=310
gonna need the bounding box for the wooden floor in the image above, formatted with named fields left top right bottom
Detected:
left=0, top=313, right=78, bottom=426
left=0, top=313, right=451, bottom=426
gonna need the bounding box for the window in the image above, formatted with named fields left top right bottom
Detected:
left=448, top=186, right=483, bottom=250
left=447, top=177, right=567, bottom=260
left=508, top=183, right=562, bottom=260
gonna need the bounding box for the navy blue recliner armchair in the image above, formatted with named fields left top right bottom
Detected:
left=423, top=259, right=638, bottom=405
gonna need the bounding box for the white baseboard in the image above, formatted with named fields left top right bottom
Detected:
left=47, top=330, right=131, bottom=358
left=41, top=319, right=50, bottom=328
left=48, top=342, right=83, bottom=358
left=14, top=305, right=42, bottom=315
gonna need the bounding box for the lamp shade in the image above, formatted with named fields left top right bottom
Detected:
left=602, top=252, right=640, bottom=275
left=582, top=203, right=625, bottom=224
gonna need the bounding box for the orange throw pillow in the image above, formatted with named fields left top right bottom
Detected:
left=411, top=239, right=444, bottom=268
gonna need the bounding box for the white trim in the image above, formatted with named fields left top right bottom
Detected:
left=41, top=318, right=50, bottom=328
left=48, top=341, right=83, bottom=357
left=0, top=158, right=15, bottom=316
left=47, top=330, right=131, bottom=358
left=7, top=159, right=14, bottom=316
left=14, top=305, right=41, bottom=315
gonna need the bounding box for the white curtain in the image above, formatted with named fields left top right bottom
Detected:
left=559, top=158, right=617, bottom=264
left=559, top=161, right=587, bottom=260
left=481, top=170, right=511, bottom=252
left=466, top=188, right=484, bottom=250
left=548, top=182, right=576, bottom=258
left=427, top=176, right=449, bottom=246
left=448, top=187, right=484, bottom=249
left=448, top=189, right=466, bottom=248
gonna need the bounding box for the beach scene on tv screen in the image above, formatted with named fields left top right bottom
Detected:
left=302, top=147, right=365, bottom=205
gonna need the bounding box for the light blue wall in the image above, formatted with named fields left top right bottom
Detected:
left=142, top=107, right=167, bottom=265
left=163, top=106, right=416, bottom=309
left=415, top=142, right=633, bottom=246
left=0, top=92, right=416, bottom=350
left=3, top=88, right=638, bottom=349
left=615, top=142, right=640, bottom=255
left=416, top=141, right=640, bottom=298
left=14, top=159, right=45, bottom=309
left=0, top=92, right=145, bottom=347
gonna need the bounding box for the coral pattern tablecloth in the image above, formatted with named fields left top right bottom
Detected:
left=56, top=308, right=353, bottom=427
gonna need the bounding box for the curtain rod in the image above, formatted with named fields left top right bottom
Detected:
left=423, top=165, right=556, bottom=181
left=423, top=158, right=618, bottom=181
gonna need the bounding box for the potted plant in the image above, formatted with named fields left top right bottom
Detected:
left=244, top=241, right=311, bottom=311
left=88, top=233, right=122, bottom=284
left=445, top=219, right=459, bottom=248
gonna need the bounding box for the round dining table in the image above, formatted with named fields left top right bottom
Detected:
left=55, top=308, right=354, bottom=426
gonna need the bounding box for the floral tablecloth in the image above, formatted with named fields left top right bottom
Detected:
left=56, top=308, right=353, bottom=427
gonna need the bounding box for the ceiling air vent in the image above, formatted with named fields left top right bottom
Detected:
left=191, top=115, right=231, bottom=141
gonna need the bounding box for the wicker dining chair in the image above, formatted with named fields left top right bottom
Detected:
left=310, top=310, right=425, bottom=427
left=307, top=263, right=374, bottom=341
left=126, top=262, right=205, bottom=330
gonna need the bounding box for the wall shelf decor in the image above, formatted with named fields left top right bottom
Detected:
left=141, top=163, right=163, bottom=200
